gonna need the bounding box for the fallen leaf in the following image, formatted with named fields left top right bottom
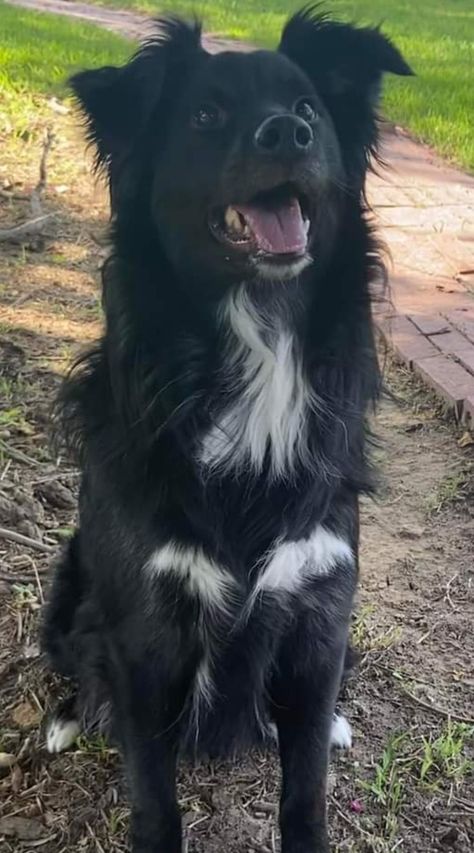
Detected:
left=11, top=700, right=41, bottom=729
left=16, top=421, right=35, bottom=436
left=47, top=97, right=70, bottom=116
left=399, top=524, right=424, bottom=540
left=24, top=642, right=41, bottom=659
left=35, top=479, right=75, bottom=509
left=11, top=764, right=23, bottom=794
left=458, top=430, right=474, bottom=448
left=0, top=753, right=17, bottom=769
left=0, top=816, right=44, bottom=840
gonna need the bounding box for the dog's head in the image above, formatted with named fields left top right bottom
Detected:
left=71, top=8, right=411, bottom=289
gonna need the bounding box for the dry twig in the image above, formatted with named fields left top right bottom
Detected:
left=400, top=685, right=474, bottom=725
left=0, top=214, right=56, bottom=243
left=0, top=526, right=54, bottom=553
left=0, top=569, right=38, bottom=585
left=30, top=128, right=54, bottom=217
left=0, top=439, right=41, bottom=467
left=0, top=129, right=56, bottom=243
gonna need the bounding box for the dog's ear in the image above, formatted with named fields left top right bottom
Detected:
left=69, top=65, right=134, bottom=168
left=69, top=17, right=203, bottom=169
left=279, top=7, right=413, bottom=176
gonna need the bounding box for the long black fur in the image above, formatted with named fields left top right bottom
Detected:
left=43, top=7, right=411, bottom=852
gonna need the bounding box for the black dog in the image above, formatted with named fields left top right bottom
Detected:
left=43, top=8, right=411, bottom=852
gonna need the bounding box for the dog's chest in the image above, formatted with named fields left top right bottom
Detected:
left=199, top=289, right=315, bottom=479
left=146, top=528, right=353, bottom=741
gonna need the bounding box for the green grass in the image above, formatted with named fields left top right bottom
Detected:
left=0, top=0, right=131, bottom=134
left=82, top=0, right=473, bottom=172
left=426, top=468, right=471, bottom=514
left=360, top=731, right=409, bottom=840
left=0, top=1, right=472, bottom=169
left=360, top=722, right=473, bottom=842
left=0, top=0, right=130, bottom=94
left=351, top=605, right=402, bottom=654
left=419, top=721, right=474, bottom=789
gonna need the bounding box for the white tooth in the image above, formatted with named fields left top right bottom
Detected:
left=303, top=218, right=310, bottom=234
left=224, top=207, right=243, bottom=232
left=224, top=207, right=233, bottom=229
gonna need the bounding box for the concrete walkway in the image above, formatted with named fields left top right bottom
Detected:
left=7, top=0, right=474, bottom=419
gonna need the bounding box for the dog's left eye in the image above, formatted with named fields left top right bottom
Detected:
left=192, top=104, right=224, bottom=130
left=294, top=98, right=319, bottom=123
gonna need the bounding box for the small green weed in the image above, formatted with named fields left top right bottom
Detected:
left=12, top=583, right=40, bottom=610
left=108, top=808, right=129, bottom=835
left=426, top=470, right=470, bottom=514
left=76, top=733, right=115, bottom=757
left=361, top=721, right=473, bottom=841
left=419, top=721, right=474, bottom=789
left=49, top=526, right=76, bottom=540
left=360, top=732, right=409, bottom=839
left=352, top=606, right=401, bottom=654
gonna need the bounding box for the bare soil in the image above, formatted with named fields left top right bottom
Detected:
left=0, top=103, right=473, bottom=853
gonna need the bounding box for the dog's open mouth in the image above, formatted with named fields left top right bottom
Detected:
left=209, top=184, right=311, bottom=260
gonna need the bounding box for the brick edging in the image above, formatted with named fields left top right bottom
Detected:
left=375, top=307, right=474, bottom=422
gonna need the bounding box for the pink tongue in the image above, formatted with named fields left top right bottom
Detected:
left=234, top=197, right=307, bottom=255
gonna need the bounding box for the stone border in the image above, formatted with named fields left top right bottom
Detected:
left=376, top=308, right=474, bottom=421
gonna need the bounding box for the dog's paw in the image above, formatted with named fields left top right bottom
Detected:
left=46, top=715, right=81, bottom=753
left=330, top=713, right=352, bottom=749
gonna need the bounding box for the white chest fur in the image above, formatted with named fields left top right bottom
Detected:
left=199, top=287, right=318, bottom=478
left=146, top=542, right=235, bottom=612
left=255, top=525, right=353, bottom=597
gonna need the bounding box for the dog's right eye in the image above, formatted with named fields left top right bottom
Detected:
left=191, top=104, right=224, bottom=130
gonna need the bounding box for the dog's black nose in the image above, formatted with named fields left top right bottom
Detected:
left=254, top=115, right=313, bottom=157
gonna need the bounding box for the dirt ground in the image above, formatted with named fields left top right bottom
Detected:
left=1, top=104, right=473, bottom=853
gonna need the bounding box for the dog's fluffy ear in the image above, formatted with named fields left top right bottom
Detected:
left=279, top=7, right=412, bottom=101
left=69, top=65, right=131, bottom=167
left=279, top=7, right=413, bottom=175
left=69, top=17, right=203, bottom=169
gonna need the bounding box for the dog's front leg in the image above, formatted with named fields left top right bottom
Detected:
left=271, top=597, right=352, bottom=853
left=109, top=639, right=197, bottom=853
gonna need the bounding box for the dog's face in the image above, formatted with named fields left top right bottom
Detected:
left=151, top=48, right=343, bottom=283
left=71, top=10, right=411, bottom=289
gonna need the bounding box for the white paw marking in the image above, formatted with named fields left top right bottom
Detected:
left=46, top=717, right=80, bottom=753
left=330, top=713, right=352, bottom=750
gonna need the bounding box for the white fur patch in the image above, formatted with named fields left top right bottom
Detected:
left=200, top=287, right=321, bottom=478
left=146, top=542, right=235, bottom=611
left=255, top=526, right=353, bottom=597
left=194, top=657, right=214, bottom=708
left=253, top=254, right=313, bottom=281
left=46, top=717, right=81, bottom=754
left=265, top=715, right=352, bottom=749
left=191, top=656, right=215, bottom=739
left=330, top=713, right=352, bottom=749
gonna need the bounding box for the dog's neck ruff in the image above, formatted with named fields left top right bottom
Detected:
left=199, top=284, right=321, bottom=479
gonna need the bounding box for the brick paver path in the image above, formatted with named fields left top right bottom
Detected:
left=7, top=0, right=474, bottom=419
left=372, top=131, right=474, bottom=419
